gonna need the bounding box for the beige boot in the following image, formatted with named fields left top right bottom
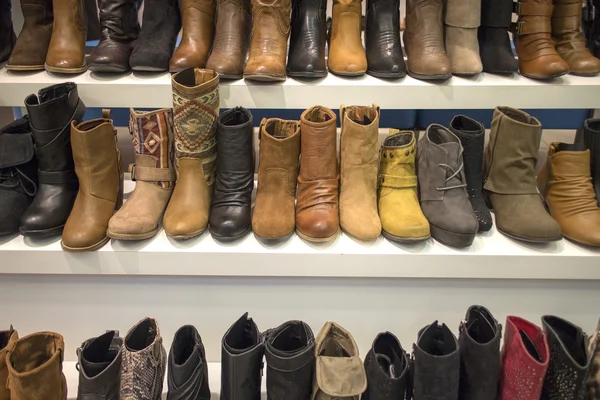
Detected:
left=0, top=327, right=18, bottom=400
left=445, top=0, right=483, bottom=75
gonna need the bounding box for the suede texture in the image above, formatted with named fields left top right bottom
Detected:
left=478, top=0, right=518, bottom=73
left=7, top=0, right=53, bottom=71
left=0, top=328, right=18, bottom=400
left=45, top=0, right=87, bottom=73
left=328, top=0, right=367, bottom=76
left=445, top=0, right=482, bottom=75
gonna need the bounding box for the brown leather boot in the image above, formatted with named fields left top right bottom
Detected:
left=512, top=0, right=570, bottom=79
left=45, top=0, right=88, bottom=73
left=552, top=0, right=600, bottom=76
left=296, top=106, right=339, bottom=243
left=169, top=0, right=216, bottom=72
left=243, top=0, right=291, bottom=81
left=328, top=0, right=367, bottom=76
left=0, top=327, right=18, bottom=400
left=206, top=0, right=252, bottom=79
left=61, top=111, right=123, bottom=252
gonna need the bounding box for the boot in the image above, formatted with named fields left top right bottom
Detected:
left=339, top=104, right=381, bottom=240
left=20, top=83, right=85, bottom=238
left=265, top=321, right=315, bottom=400
left=0, top=118, right=38, bottom=236
left=483, top=107, right=562, bottom=243
left=411, top=321, right=460, bottom=400
left=365, top=0, right=406, bottom=78
left=169, top=0, right=216, bottom=72
left=0, top=0, right=16, bottom=64
left=76, top=331, right=123, bottom=400
left=586, top=318, right=600, bottom=399
left=362, top=332, right=409, bottom=400
left=378, top=130, right=430, bottom=243
left=209, top=107, right=254, bottom=242
left=163, top=68, right=219, bottom=239
left=287, top=0, right=328, bottom=78
left=445, top=0, right=483, bottom=75
left=552, top=0, right=600, bottom=75
left=45, top=0, right=88, bottom=73
left=296, top=106, right=339, bottom=242
left=587, top=0, right=600, bottom=58
left=252, top=118, right=301, bottom=243
left=89, top=0, right=140, bottom=73
left=311, top=322, right=366, bottom=400
left=167, top=325, right=210, bottom=400
left=0, top=327, right=18, bottom=400
left=120, top=318, right=167, bottom=400
left=130, top=0, right=181, bottom=72
left=478, top=0, right=518, bottom=73
left=583, top=118, right=600, bottom=206
left=403, top=0, right=451, bottom=80
left=417, top=124, right=478, bottom=247
left=205, top=0, right=251, bottom=79
left=221, top=313, right=264, bottom=400
left=6, top=332, right=67, bottom=400
left=541, top=315, right=590, bottom=399
left=450, top=115, right=492, bottom=232
left=458, top=305, right=502, bottom=400
left=328, top=0, right=367, bottom=76
left=108, top=109, right=176, bottom=241
left=6, top=0, right=53, bottom=71
left=85, top=0, right=101, bottom=40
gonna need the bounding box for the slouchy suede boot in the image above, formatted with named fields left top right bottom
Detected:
left=0, top=327, right=18, bottom=400
left=328, top=0, right=367, bottom=76
left=583, top=118, right=600, bottom=206
left=362, top=332, right=409, bottom=400
left=45, top=0, right=88, bottom=73
left=163, top=68, right=219, bottom=239
left=365, top=0, right=406, bottom=78
left=587, top=318, right=600, bottom=399
left=0, top=0, right=16, bottom=64
left=167, top=325, right=210, bottom=400
left=77, top=331, right=123, bottom=400
left=478, top=0, right=518, bottom=73
left=445, top=0, right=483, bottom=75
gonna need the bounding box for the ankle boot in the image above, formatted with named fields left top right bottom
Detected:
left=339, top=104, right=381, bottom=240
left=167, top=325, right=210, bottom=400
left=328, top=0, right=367, bottom=76
left=587, top=319, right=600, bottom=399
left=0, top=0, right=16, bottom=64
left=163, top=68, right=219, bottom=239
left=583, top=118, right=600, bottom=206
left=77, top=331, right=123, bottom=400
left=252, top=118, right=301, bottom=243
left=0, top=327, right=18, bottom=400
left=445, top=0, right=483, bottom=75
left=205, top=0, right=251, bottom=79
left=404, top=0, right=451, bottom=79
left=20, top=83, right=85, bottom=238
left=362, top=332, right=409, bottom=400
left=484, top=107, right=562, bottom=243
left=221, top=313, right=264, bottom=400
left=478, top=0, right=518, bottom=73
left=169, top=0, right=216, bottom=72
left=130, top=0, right=181, bottom=72
left=499, top=316, right=549, bottom=400
left=450, top=115, right=492, bottom=232
left=365, top=0, right=406, bottom=78
left=296, top=106, right=339, bottom=243
left=6, top=0, right=52, bottom=71
left=45, top=0, right=88, bottom=73
left=458, top=306, right=501, bottom=400
left=89, top=0, right=140, bottom=73
left=411, top=321, right=460, bottom=400
left=121, top=318, right=167, bottom=400
left=541, top=316, right=590, bottom=399
left=312, top=322, right=366, bottom=400
left=287, top=0, right=328, bottom=78
left=418, top=124, right=478, bottom=247
left=265, top=321, right=315, bottom=400
left=586, top=0, right=600, bottom=58
left=210, top=107, right=254, bottom=242
left=6, top=332, right=67, bottom=400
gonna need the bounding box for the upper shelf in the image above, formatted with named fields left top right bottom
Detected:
left=1, top=68, right=600, bottom=110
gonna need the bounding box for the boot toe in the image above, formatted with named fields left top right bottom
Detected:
left=450, top=50, right=483, bottom=75
left=341, top=211, right=382, bottom=241
left=210, top=207, right=251, bottom=240
left=567, top=52, right=600, bottom=76
left=206, top=56, right=243, bottom=77
left=383, top=219, right=431, bottom=241
left=62, top=230, right=107, bottom=250
left=296, top=210, right=339, bottom=240
left=163, top=214, right=208, bottom=238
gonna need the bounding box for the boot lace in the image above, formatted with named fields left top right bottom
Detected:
left=436, top=163, right=466, bottom=191
left=0, top=168, right=37, bottom=196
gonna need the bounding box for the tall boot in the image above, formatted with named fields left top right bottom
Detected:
left=163, top=68, right=219, bottom=239
left=287, top=0, right=328, bottom=78
left=328, top=0, right=367, bottom=76
left=61, top=111, right=123, bottom=252
left=362, top=332, right=409, bottom=400
left=365, top=0, right=406, bottom=78
left=6, top=332, right=67, bottom=400
left=483, top=107, right=561, bottom=243
left=0, top=0, right=16, bottom=64
left=6, top=0, right=53, bottom=71
left=20, top=83, right=86, bottom=238
left=583, top=118, right=600, bottom=206
left=587, top=318, right=600, bottom=399
left=478, top=0, right=518, bottom=73
left=85, top=0, right=101, bottom=40
left=169, top=0, right=216, bottom=72
left=445, top=0, right=482, bottom=75
left=167, top=325, right=211, bottom=400
left=339, top=104, right=381, bottom=241
left=45, top=0, right=88, bottom=73
left=77, top=331, right=123, bottom=400
left=0, top=327, right=18, bottom=400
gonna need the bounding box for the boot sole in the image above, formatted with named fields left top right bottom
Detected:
left=254, top=231, right=293, bottom=245
left=20, top=225, right=64, bottom=238
left=407, top=71, right=452, bottom=80
left=562, top=234, right=600, bottom=248
left=106, top=226, right=160, bottom=241
left=367, top=70, right=407, bottom=79
left=243, top=74, right=287, bottom=82
left=430, top=224, right=475, bottom=248
left=329, top=71, right=365, bottom=77
left=520, top=70, right=569, bottom=80
left=382, top=230, right=430, bottom=244
left=210, top=226, right=251, bottom=243
left=131, top=66, right=168, bottom=72
left=287, top=70, right=328, bottom=78
left=498, top=228, right=562, bottom=244
left=89, top=64, right=130, bottom=73
left=61, top=236, right=110, bottom=252
left=5, top=64, right=45, bottom=71
left=218, top=73, right=244, bottom=80
left=569, top=71, right=600, bottom=77
left=166, top=227, right=207, bottom=240
left=296, top=228, right=339, bottom=243
left=44, top=63, right=88, bottom=74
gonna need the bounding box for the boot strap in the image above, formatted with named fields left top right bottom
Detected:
left=129, top=164, right=176, bottom=182
left=34, top=124, right=72, bottom=160
left=38, top=169, right=77, bottom=184
left=552, top=1, right=582, bottom=17
left=513, top=2, right=554, bottom=16
left=511, top=18, right=552, bottom=35
left=378, top=174, right=417, bottom=189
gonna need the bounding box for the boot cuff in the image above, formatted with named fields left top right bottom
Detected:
left=341, top=104, right=380, bottom=127
left=383, top=130, right=415, bottom=148
left=218, top=107, right=253, bottom=131
left=7, top=332, right=64, bottom=378
left=496, top=107, right=541, bottom=128
left=260, top=118, right=300, bottom=142
left=172, top=68, right=219, bottom=97
left=301, top=106, right=337, bottom=127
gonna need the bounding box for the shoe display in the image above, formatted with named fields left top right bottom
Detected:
left=45, top=0, right=88, bottom=74
left=445, top=0, right=483, bottom=75
left=478, top=0, right=518, bottom=74
left=328, top=0, right=367, bottom=76
left=587, top=318, right=600, bottom=399
left=365, top=0, right=406, bottom=78
left=0, top=0, right=16, bottom=64
left=287, top=0, right=328, bottom=78
left=583, top=118, right=600, bottom=206
left=76, top=330, right=123, bottom=400
left=167, top=325, right=210, bottom=399
left=362, top=332, right=409, bottom=400
left=0, top=326, right=18, bottom=400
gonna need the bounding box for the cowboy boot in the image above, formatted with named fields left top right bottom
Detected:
left=0, top=0, right=16, bottom=64
left=365, top=0, right=406, bottom=78
left=478, top=0, right=518, bottom=73
left=362, top=332, right=409, bottom=400
left=76, top=331, right=123, bottom=400
left=167, top=325, right=211, bottom=399
left=45, top=0, right=88, bottom=73
left=445, top=0, right=483, bottom=75
left=328, top=0, right=367, bottom=76
left=7, top=0, right=53, bottom=70
left=0, top=327, right=18, bottom=400
left=287, top=0, right=328, bottom=77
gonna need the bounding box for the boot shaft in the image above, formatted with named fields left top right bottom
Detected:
left=216, top=107, right=254, bottom=178
left=0, top=117, right=38, bottom=198
left=168, top=325, right=210, bottom=399
left=0, top=327, right=18, bottom=400
left=445, top=0, right=480, bottom=28
left=583, top=118, right=600, bottom=205
left=379, top=131, right=417, bottom=177
left=299, top=106, right=337, bottom=181
left=257, top=118, right=301, bottom=192
left=97, top=0, right=139, bottom=41
left=480, top=0, right=512, bottom=28
left=450, top=115, right=485, bottom=197
left=330, top=0, right=362, bottom=40
left=52, top=0, right=86, bottom=30
left=365, top=0, right=400, bottom=41
left=251, top=0, right=291, bottom=41
left=362, top=332, right=409, bottom=400
left=340, top=105, right=379, bottom=167
left=19, top=0, right=54, bottom=28
left=77, top=331, right=123, bottom=400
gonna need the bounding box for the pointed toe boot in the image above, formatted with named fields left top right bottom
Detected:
left=167, top=325, right=210, bottom=400
left=328, top=0, right=367, bottom=76
left=0, top=0, right=16, bottom=64
left=583, top=119, right=600, bottom=206
left=445, top=0, right=483, bottom=75
left=0, top=327, right=18, bottom=400
left=362, top=332, right=409, bottom=400
left=365, top=0, right=406, bottom=78
left=478, top=0, right=518, bottom=74
left=287, top=0, right=328, bottom=78
left=587, top=319, right=600, bottom=399
left=77, top=331, right=123, bottom=400
left=45, top=0, right=88, bottom=74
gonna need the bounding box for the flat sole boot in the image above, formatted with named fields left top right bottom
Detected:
left=89, top=64, right=130, bottom=73
left=287, top=70, right=328, bottom=78
left=254, top=231, right=293, bottom=245
left=367, top=69, right=407, bottom=79
left=329, top=70, right=365, bottom=77
left=19, top=225, right=65, bottom=238
left=562, top=234, right=600, bottom=248
left=210, top=225, right=251, bottom=243
left=166, top=227, right=208, bottom=240
left=44, top=62, right=89, bottom=74
left=5, top=64, right=46, bottom=71
left=497, top=228, right=562, bottom=244
left=382, top=230, right=431, bottom=244
left=519, top=70, right=569, bottom=80
left=430, top=224, right=475, bottom=248
left=61, top=235, right=110, bottom=252
left=243, top=73, right=287, bottom=82
left=106, top=226, right=161, bottom=241
left=296, top=228, right=339, bottom=243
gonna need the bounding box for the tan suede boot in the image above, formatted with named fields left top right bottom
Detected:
left=163, top=68, right=219, bottom=239
left=328, top=0, right=367, bottom=76
left=445, top=0, right=483, bottom=75
left=0, top=327, right=18, bottom=400
left=108, top=109, right=176, bottom=240
left=339, top=104, right=381, bottom=240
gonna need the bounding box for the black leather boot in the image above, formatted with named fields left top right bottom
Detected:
left=287, top=0, right=327, bottom=78
left=362, top=332, right=409, bottom=400
left=89, top=0, right=140, bottom=73
left=365, top=0, right=406, bottom=79
left=264, top=321, right=315, bottom=400
left=130, top=0, right=181, bottom=72
left=209, top=107, right=254, bottom=242
left=450, top=115, right=493, bottom=232
left=167, top=325, right=210, bottom=400
left=0, top=117, right=37, bottom=236
left=584, top=118, right=600, bottom=206
left=20, top=83, right=85, bottom=237
left=0, top=0, right=16, bottom=63
left=221, top=313, right=264, bottom=400
left=584, top=0, right=600, bottom=58
left=478, top=0, right=518, bottom=74
left=458, top=305, right=501, bottom=400
left=77, top=330, right=123, bottom=400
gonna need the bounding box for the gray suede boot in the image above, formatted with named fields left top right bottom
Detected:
left=445, top=0, right=483, bottom=75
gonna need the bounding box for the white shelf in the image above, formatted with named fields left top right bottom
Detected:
left=1, top=67, right=600, bottom=110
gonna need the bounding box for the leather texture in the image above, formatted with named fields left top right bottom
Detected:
left=328, top=0, right=367, bottom=76
left=287, top=0, right=327, bottom=77
left=77, top=331, right=123, bottom=400
left=45, top=0, right=87, bottom=73
left=478, top=0, right=518, bottom=73
left=362, top=332, right=409, bottom=400
left=583, top=118, right=600, bottom=207
left=0, top=327, right=18, bottom=400
left=365, top=0, right=406, bottom=78
left=167, top=325, right=211, bottom=400
left=0, top=0, right=16, bottom=64
left=586, top=318, right=600, bottom=399
left=445, top=0, right=483, bottom=75
left=170, top=0, right=216, bottom=72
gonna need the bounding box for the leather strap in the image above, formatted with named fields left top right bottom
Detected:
left=511, top=18, right=552, bottom=34
left=552, top=2, right=581, bottom=17
left=378, top=174, right=417, bottom=189
left=129, top=164, right=176, bottom=182
left=34, top=123, right=71, bottom=160
left=38, top=169, right=77, bottom=184
left=514, top=2, right=554, bottom=16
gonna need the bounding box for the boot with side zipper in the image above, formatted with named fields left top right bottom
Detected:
left=362, top=332, right=409, bottom=400
left=478, top=0, right=518, bottom=74
left=45, top=0, right=88, bottom=73
left=0, top=327, right=18, bottom=400
left=167, top=325, right=210, bottom=400
left=76, top=331, right=123, bottom=400
left=287, top=0, right=328, bottom=78
left=365, top=0, right=406, bottom=78
left=328, top=0, right=367, bottom=76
